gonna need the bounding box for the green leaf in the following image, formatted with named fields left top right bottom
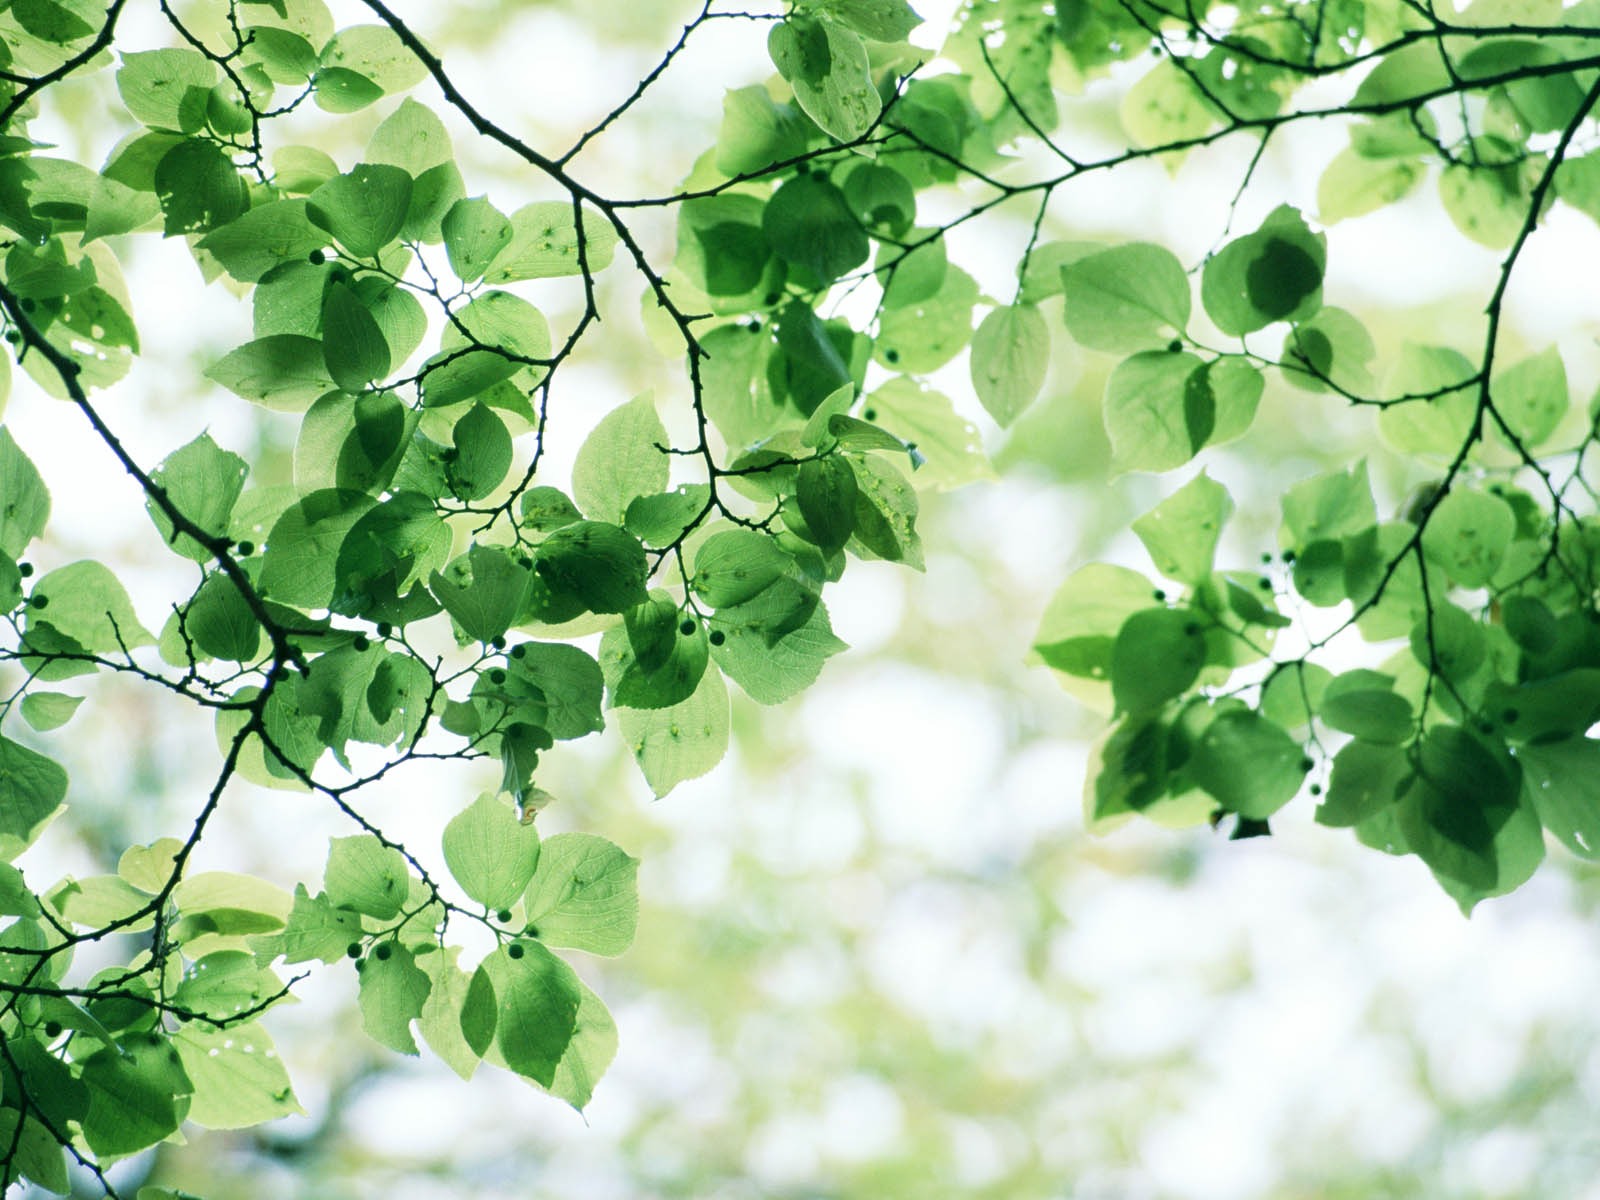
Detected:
left=625, top=485, right=710, bottom=547
left=1440, top=156, right=1542, bottom=250
left=171, top=870, right=292, bottom=935
left=30, top=560, right=155, bottom=650
left=174, top=1022, right=302, bottom=1129
left=1189, top=710, right=1305, bottom=819
left=324, top=834, right=410, bottom=920
left=521, top=832, right=639, bottom=956
left=484, top=200, right=618, bottom=283
left=147, top=432, right=248, bottom=562
left=1395, top=725, right=1530, bottom=892
left=358, top=942, right=432, bottom=1055
left=768, top=15, right=882, bottom=143
left=850, top=453, right=923, bottom=568
left=505, top=641, right=605, bottom=740
left=276, top=884, right=363, bottom=964
left=1318, top=739, right=1411, bottom=827
left=423, top=290, right=551, bottom=406
left=0, top=1109, right=66, bottom=1193
left=1061, top=243, right=1191, bottom=352
left=810, top=0, right=922, bottom=41
left=618, top=658, right=731, bottom=797
left=875, top=265, right=978, bottom=374
left=412, top=945, right=483, bottom=1080
left=970, top=304, right=1049, bottom=427
left=322, top=281, right=390, bottom=392
left=78, top=1035, right=192, bottom=1156
left=446, top=403, right=512, bottom=502
left=604, top=614, right=710, bottom=710
left=306, top=163, right=414, bottom=258
left=762, top=173, right=869, bottom=286
left=693, top=530, right=793, bottom=607
left=1132, top=472, right=1232, bottom=586
left=868, top=376, right=993, bottom=490
left=197, top=199, right=328, bottom=283
left=1320, top=683, right=1413, bottom=744
left=534, top=522, right=650, bottom=615
left=717, top=86, right=809, bottom=176
left=206, top=333, right=336, bottom=411
left=430, top=544, right=533, bottom=643
left=572, top=394, right=670, bottom=525
left=319, top=24, right=428, bottom=93
left=1420, top=487, right=1514, bottom=588
left=1103, top=350, right=1205, bottom=474
left=117, top=48, right=217, bottom=132
left=442, top=793, right=541, bottom=911
left=483, top=940, right=582, bottom=1087
left=1280, top=460, right=1376, bottom=547
left=155, top=138, right=248, bottom=235
left=1201, top=205, right=1325, bottom=337
left=261, top=489, right=376, bottom=608
left=549, top=978, right=618, bottom=1111
left=843, top=163, right=916, bottom=236
left=1316, top=146, right=1423, bottom=223
left=1376, top=344, right=1477, bottom=458
left=710, top=588, right=845, bottom=705
left=20, top=690, right=83, bottom=731
left=1110, top=607, right=1206, bottom=715
left=442, top=196, right=513, bottom=283
left=0, top=428, right=49, bottom=558
left=1493, top=346, right=1568, bottom=449
left=795, top=456, right=858, bottom=552
left=1518, top=738, right=1600, bottom=859
left=367, top=97, right=454, bottom=176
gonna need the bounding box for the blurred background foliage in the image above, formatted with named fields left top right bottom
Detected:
left=12, top=0, right=1600, bottom=1196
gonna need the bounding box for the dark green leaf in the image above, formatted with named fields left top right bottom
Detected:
left=307, top=163, right=414, bottom=258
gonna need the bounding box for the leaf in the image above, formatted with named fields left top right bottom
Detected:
left=618, top=659, right=730, bottom=797
left=795, top=456, right=858, bottom=552
left=763, top=173, right=870, bottom=286
left=174, top=1022, right=302, bottom=1129
left=768, top=16, right=881, bottom=143
left=206, top=334, right=336, bottom=411
left=197, top=199, right=328, bottom=282
left=549, top=978, right=618, bottom=1111
left=1189, top=710, right=1306, bottom=819
left=261, top=488, right=376, bottom=608
left=117, top=48, right=217, bottom=132
left=29, top=560, right=155, bottom=650
left=20, top=690, right=83, bottom=731
left=1110, top=607, right=1206, bottom=715
left=367, top=97, right=454, bottom=176
left=1132, top=472, right=1233, bottom=586
left=1061, top=243, right=1191, bottom=352
left=1102, top=350, right=1205, bottom=474
left=443, top=793, right=542, bottom=911
left=1317, top=146, right=1423, bottom=223
left=319, top=24, right=428, bottom=93
left=1318, top=739, right=1411, bottom=827
left=710, top=589, right=846, bottom=705
left=155, top=138, right=248, bottom=235
left=413, top=946, right=483, bottom=1080
left=0, top=428, right=49, bottom=558
left=1518, top=738, right=1600, bottom=859
left=867, top=376, right=993, bottom=490
left=442, top=196, right=513, bottom=283
left=1419, top=487, right=1515, bottom=588
left=358, top=942, right=432, bottom=1055
left=446, top=403, right=512, bottom=502
left=430, top=544, right=533, bottom=643
left=1280, top=460, right=1376, bottom=547
left=533, top=522, right=650, bottom=615
left=693, top=530, right=793, bottom=607
left=875, top=265, right=978, bottom=374
left=324, top=834, right=410, bottom=920
left=483, top=940, right=582, bottom=1087
left=969, top=304, right=1049, bottom=427
left=1201, top=205, right=1325, bottom=337
left=521, top=832, right=639, bottom=956
left=484, top=200, right=618, bottom=283
left=78, top=1035, right=192, bottom=1155
left=717, top=86, right=809, bottom=176
left=147, top=435, right=250, bottom=569
left=1493, top=346, right=1568, bottom=449
left=276, top=884, right=363, bottom=964
left=572, top=394, right=670, bottom=525
left=306, top=163, right=414, bottom=258
left=322, top=281, right=390, bottom=392
left=506, top=641, right=605, bottom=740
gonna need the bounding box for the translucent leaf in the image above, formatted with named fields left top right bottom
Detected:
left=174, top=1022, right=302, bottom=1129
left=77, top=1035, right=192, bottom=1155
left=1189, top=710, right=1305, bottom=819
left=1103, top=350, right=1203, bottom=473
left=572, top=394, right=670, bottom=525
left=484, top=200, right=618, bottom=283
left=1440, top=157, right=1542, bottom=250
left=763, top=173, right=869, bottom=286
left=717, top=86, right=809, bottom=176
left=1420, top=487, right=1514, bottom=587
left=358, top=942, right=432, bottom=1055
left=482, top=940, right=582, bottom=1087
left=442, top=196, right=512, bottom=283
left=693, top=530, right=793, bottom=607
left=1132, top=472, right=1232, bottom=586
left=1061, top=243, right=1190, bottom=352
left=446, top=403, right=512, bottom=502
left=1317, top=146, right=1423, bottom=223
left=117, top=48, right=217, bottom=132
left=1121, top=59, right=1214, bottom=153
left=1518, top=738, right=1600, bottom=859
left=196, top=199, right=327, bottom=283
left=321, top=280, right=390, bottom=392
left=306, top=163, right=414, bottom=258
left=276, top=883, right=363, bottom=964
left=795, top=456, right=858, bottom=552
left=549, top=978, right=618, bottom=1111
left=1201, top=206, right=1325, bottom=337
left=442, top=794, right=541, bottom=911
left=155, top=138, right=248, bottom=235
left=1280, top=460, right=1376, bottom=547
left=324, top=834, right=410, bottom=920
left=1376, top=344, right=1477, bottom=458
left=618, top=658, right=731, bottom=797
left=970, top=303, right=1049, bottom=427
left=1318, top=739, right=1411, bottom=827
left=0, top=428, right=49, bottom=558
left=521, top=832, right=639, bottom=956
left=768, top=15, right=881, bottom=143
left=533, top=522, right=649, bottom=615
left=29, top=560, right=155, bottom=650
left=206, top=334, right=336, bottom=411
left=867, top=376, right=993, bottom=490
left=20, top=690, right=81, bottom=731
left=1281, top=307, right=1375, bottom=395
left=1110, top=607, right=1205, bottom=715
left=1492, top=345, right=1568, bottom=449
left=367, top=97, right=454, bottom=175
left=710, top=586, right=846, bottom=705
left=260, top=489, right=376, bottom=608
left=319, top=24, right=428, bottom=93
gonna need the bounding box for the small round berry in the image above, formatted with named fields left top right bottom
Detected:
left=884, top=349, right=900, bottom=364
left=28, top=594, right=47, bottom=609
left=374, top=943, right=392, bottom=962
left=42, top=1021, right=62, bottom=1038
left=1168, top=339, right=1182, bottom=352
left=680, top=619, right=697, bottom=636
left=496, top=909, right=513, bottom=923
left=511, top=643, right=527, bottom=660
left=376, top=622, right=393, bottom=638
left=863, top=408, right=877, bottom=421
left=709, top=629, right=726, bottom=646
left=346, top=942, right=363, bottom=960
left=235, top=540, right=255, bottom=557
left=489, top=668, right=506, bottom=685
left=353, top=635, right=370, bottom=652
left=17, top=562, right=33, bottom=577
left=308, top=249, right=326, bottom=265
left=507, top=942, right=525, bottom=959
left=491, top=635, right=506, bottom=651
